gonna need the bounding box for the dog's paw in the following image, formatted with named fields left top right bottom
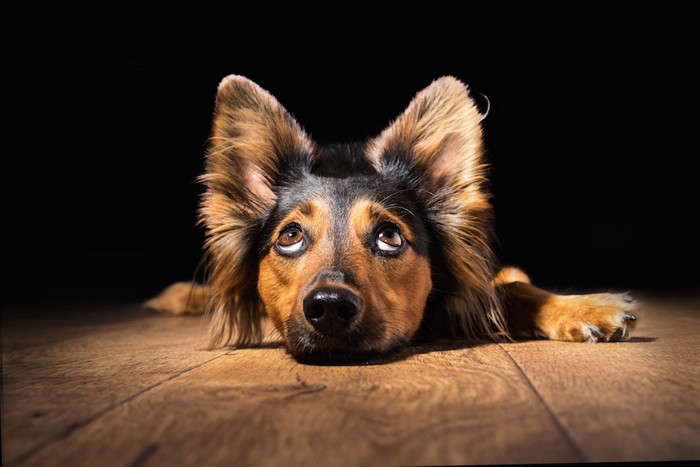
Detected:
left=144, top=282, right=206, bottom=315
left=537, top=293, right=639, bottom=343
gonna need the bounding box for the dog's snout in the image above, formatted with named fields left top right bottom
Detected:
left=303, top=287, right=362, bottom=334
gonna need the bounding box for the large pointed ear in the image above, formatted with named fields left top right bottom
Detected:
left=200, top=75, right=316, bottom=348
left=367, top=76, right=487, bottom=198
left=203, top=75, right=316, bottom=216
left=368, top=77, right=508, bottom=341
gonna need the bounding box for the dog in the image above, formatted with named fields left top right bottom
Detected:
left=146, top=75, right=638, bottom=362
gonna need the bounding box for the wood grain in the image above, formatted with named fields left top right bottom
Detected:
left=499, top=297, right=700, bottom=462
left=2, top=296, right=699, bottom=465
left=12, top=345, right=579, bottom=466
left=1, top=305, right=226, bottom=464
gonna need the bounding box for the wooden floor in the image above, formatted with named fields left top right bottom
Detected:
left=2, top=295, right=699, bottom=466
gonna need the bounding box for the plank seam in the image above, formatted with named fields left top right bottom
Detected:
left=10, top=351, right=232, bottom=466
left=497, top=343, right=589, bottom=463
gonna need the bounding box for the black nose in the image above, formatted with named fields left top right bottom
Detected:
left=303, top=287, right=362, bottom=334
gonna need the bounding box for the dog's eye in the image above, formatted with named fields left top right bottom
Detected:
left=276, top=226, right=305, bottom=254
left=376, top=225, right=403, bottom=253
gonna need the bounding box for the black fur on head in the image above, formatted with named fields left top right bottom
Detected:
left=200, top=75, right=507, bottom=350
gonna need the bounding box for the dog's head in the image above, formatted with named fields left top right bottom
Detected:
left=200, top=75, right=506, bottom=361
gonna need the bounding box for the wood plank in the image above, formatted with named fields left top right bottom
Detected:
left=5, top=296, right=699, bottom=466
left=13, top=342, right=580, bottom=466
left=1, top=305, right=227, bottom=464
left=499, top=298, right=700, bottom=462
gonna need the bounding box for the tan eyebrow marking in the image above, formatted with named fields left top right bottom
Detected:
left=350, top=199, right=415, bottom=243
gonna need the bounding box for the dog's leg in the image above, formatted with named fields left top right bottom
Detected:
left=144, top=282, right=208, bottom=315
left=494, top=267, right=639, bottom=342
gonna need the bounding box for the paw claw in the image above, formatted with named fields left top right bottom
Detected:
left=584, top=324, right=604, bottom=342
left=609, top=328, right=625, bottom=342
left=540, top=292, right=640, bottom=343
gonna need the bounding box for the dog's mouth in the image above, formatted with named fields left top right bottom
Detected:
left=284, top=317, right=407, bottom=364
left=291, top=348, right=388, bottom=365
left=279, top=284, right=406, bottom=363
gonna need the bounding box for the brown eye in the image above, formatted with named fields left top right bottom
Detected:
left=276, top=226, right=305, bottom=254
left=376, top=225, right=403, bottom=253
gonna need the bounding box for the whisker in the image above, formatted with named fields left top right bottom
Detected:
left=378, top=188, right=414, bottom=205
left=384, top=204, right=416, bottom=218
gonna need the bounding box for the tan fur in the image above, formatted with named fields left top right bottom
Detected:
left=257, top=200, right=334, bottom=345
left=149, top=274, right=638, bottom=344
left=145, top=282, right=207, bottom=315
left=367, top=77, right=507, bottom=341
left=494, top=267, right=638, bottom=342
left=347, top=200, right=432, bottom=348
left=256, top=198, right=432, bottom=353
left=492, top=266, right=531, bottom=286
left=198, top=76, right=317, bottom=348
left=147, top=75, right=639, bottom=351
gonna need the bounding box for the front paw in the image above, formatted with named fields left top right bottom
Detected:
left=537, top=293, right=639, bottom=342
left=144, top=282, right=206, bottom=315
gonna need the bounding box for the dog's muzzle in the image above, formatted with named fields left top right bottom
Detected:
left=302, top=286, right=362, bottom=336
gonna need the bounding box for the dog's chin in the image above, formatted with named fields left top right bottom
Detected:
left=286, top=337, right=399, bottom=365
left=290, top=347, right=388, bottom=365
left=284, top=321, right=406, bottom=365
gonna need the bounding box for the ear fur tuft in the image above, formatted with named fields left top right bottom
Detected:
left=200, top=75, right=316, bottom=348
left=368, top=76, right=508, bottom=341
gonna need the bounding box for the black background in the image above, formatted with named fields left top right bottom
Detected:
left=6, top=7, right=698, bottom=306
